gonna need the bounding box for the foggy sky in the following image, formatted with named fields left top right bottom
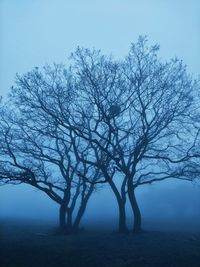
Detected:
left=1, top=0, right=200, bottom=96
left=0, top=0, right=200, bottom=228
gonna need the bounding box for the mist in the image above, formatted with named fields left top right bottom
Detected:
left=1, top=1, right=200, bottom=267
left=1, top=181, right=200, bottom=232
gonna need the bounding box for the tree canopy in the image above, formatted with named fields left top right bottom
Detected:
left=0, top=36, right=199, bottom=233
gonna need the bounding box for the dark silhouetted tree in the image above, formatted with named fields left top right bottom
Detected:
left=67, top=37, right=200, bottom=232
left=0, top=66, right=100, bottom=234
left=0, top=37, right=199, bottom=234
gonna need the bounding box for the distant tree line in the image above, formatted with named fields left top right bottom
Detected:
left=0, top=37, right=200, bottom=234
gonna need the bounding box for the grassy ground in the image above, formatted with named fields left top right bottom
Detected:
left=0, top=219, right=200, bottom=267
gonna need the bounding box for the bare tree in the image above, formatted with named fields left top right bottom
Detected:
left=67, top=37, right=200, bottom=232
left=0, top=37, right=199, bottom=234
left=0, top=66, right=99, bottom=234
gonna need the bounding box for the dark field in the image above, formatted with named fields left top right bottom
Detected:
left=0, top=219, right=200, bottom=267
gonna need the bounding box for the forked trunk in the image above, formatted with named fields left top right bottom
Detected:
left=73, top=187, right=93, bottom=232
left=73, top=202, right=86, bottom=232
left=127, top=181, right=142, bottom=232
left=59, top=204, right=73, bottom=234
left=109, top=180, right=128, bottom=233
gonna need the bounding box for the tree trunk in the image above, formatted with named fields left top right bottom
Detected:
left=59, top=204, right=67, bottom=230
left=73, top=201, right=86, bottom=232
left=108, top=180, right=128, bottom=233
left=66, top=209, right=73, bottom=234
left=73, top=188, right=93, bottom=232
left=118, top=200, right=128, bottom=233
left=59, top=204, right=73, bottom=234
left=127, top=181, right=142, bottom=232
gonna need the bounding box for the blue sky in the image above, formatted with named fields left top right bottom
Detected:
left=0, top=0, right=200, bottom=96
